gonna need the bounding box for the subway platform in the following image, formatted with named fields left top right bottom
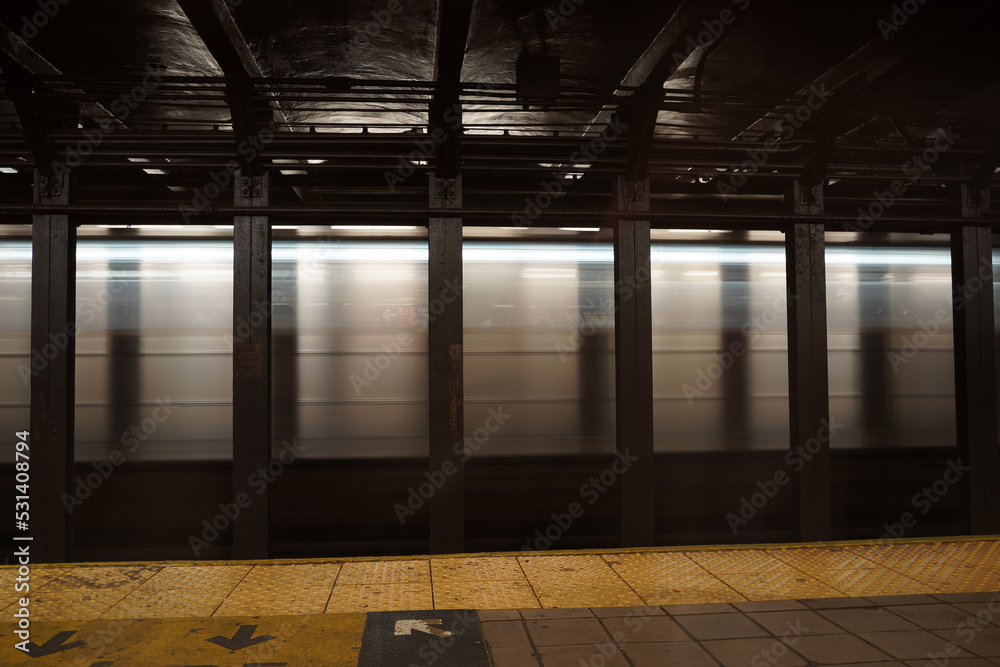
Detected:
left=0, top=537, right=997, bottom=666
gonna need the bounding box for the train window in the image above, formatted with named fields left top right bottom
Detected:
left=269, top=240, right=431, bottom=556
left=651, top=243, right=793, bottom=545
left=651, top=244, right=790, bottom=453
left=826, top=247, right=956, bottom=450
left=71, top=238, right=236, bottom=559
left=463, top=241, right=618, bottom=551
left=827, top=245, right=959, bottom=540
left=0, top=238, right=31, bottom=466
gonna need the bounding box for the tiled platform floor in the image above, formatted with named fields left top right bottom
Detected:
left=484, top=593, right=1000, bottom=667
left=0, top=537, right=997, bottom=665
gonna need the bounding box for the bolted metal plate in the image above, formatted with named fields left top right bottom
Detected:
left=234, top=341, right=265, bottom=379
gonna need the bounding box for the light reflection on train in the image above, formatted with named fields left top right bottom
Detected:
left=0, top=239, right=971, bottom=464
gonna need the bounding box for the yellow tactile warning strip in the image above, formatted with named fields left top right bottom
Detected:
left=215, top=563, right=342, bottom=616
left=0, top=613, right=367, bottom=666
left=0, top=537, right=996, bottom=622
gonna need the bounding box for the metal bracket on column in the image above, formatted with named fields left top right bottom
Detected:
left=616, top=177, right=649, bottom=214
left=791, top=181, right=824, bottom=216
left=429, top=175, right=462, bottom=209
left=958, top=183, right=991, bottom=219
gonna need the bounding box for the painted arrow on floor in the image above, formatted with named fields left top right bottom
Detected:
left=393, top=619, right=453, bottom=638
left=207, top=625, right=275, bottom=650
left=23, top=630, right=86, bottom=657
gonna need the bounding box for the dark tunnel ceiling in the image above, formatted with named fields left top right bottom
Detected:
left=4, top=0, right=953, bottom=129
left=0, top=0, right=998, bottom=227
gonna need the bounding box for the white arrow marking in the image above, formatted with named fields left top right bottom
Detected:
left=382, top=308, right=394, bottom=321
left=394, top=619, right=453, bottom=638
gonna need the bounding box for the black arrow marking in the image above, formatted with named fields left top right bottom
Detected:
left=24, top=630, right=85, bottom=657
left=206, top=625, right=275, bottom=651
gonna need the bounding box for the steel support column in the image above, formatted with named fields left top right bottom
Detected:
left=428, top=182, right=464, bottom=553
left=614, top=177, right=654, bottom=547
left=29, top=170, right=75, bottom=563
left=951, top=218, right=1000, bottom=534
left=232, top=172, right=272, bottom=559
left=786, top=183, right=831, bottom=541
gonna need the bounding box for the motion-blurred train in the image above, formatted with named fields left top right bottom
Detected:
left=0, top=233, right=988, bottom=558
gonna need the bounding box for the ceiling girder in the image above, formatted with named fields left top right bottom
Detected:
left=743, top=3, right=995, bottom=189
left=0, top=54, right=56, bottom=174
left=0, top=22, right=122, bottom=129
left=429, top=0, right=474, bottom=178
left=177, top=0, right=275, bottom=172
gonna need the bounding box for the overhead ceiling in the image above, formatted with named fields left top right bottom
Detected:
left=0, top=0, right=998, bottom=230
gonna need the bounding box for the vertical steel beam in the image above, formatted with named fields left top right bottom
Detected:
left=29, top=170, right=75, bottom=563
left=786, top=183, right=832, bottom=540
left=951, top=218, right=1000, bottom=534
left=614, top=177, right=654, bottom=547
left=428, top=198, right=464, bottom=553
left=232, top=172, right=272, bottom=559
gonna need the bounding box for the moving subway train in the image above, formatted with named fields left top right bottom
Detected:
left=0, top=232, right=985, bottom=558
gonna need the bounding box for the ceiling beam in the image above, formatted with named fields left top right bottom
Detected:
left=177, top=0, right=275, bottom=171
left=0, top=23, right=123, bottom=128
left=0, top=54, right=56, bottom=174
left=429, top=0, right=474, bottom=178
left=742, top=4, right=987, bottom=144
left=621, top=0, right=749, bottom=181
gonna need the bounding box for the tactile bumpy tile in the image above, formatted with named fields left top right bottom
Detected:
left=433, top=579, right=541, bottom=610
left=27, top=566, right=162, bottom=621
left=715, top=572, right=842, bottom=601
left=687, top=549, right=801, bottom=576
left=213, top=563, right=342, bottom=616
left=103, top=565, right=251, bottom=619
left=810, top=568, right=934, bottom=597
left=0, top=567, right=69, bottom=612
left=604, top=553, right=746, bottom=606
left=324, top=583, right=433, bottom=612
left=920, top=566, right=1000, bottom=592
left=848, top=541, right=983, bottom=569
left=336, top=559, right=430, bottom=585
left=431, top=556, right=526, bottom=582
left=765, top=547, right=877, bottom=571
left=518, top=555, right=644, bottom=608
left=839, top=540, right=1000, bottom=594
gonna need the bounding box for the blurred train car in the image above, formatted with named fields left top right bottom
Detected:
left=0, top=232, right=980, bottom=559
